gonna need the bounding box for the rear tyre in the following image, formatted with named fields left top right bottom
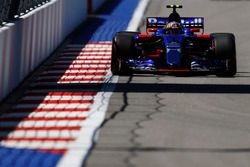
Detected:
left=212, top=33, right=237, bottom=77
left=111, top=32, right=139, bottom=75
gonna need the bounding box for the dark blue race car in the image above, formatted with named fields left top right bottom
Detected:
left=111, top=5, right=237, bottom=77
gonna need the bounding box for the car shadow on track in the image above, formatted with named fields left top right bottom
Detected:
left=46, top=82, right=250, bottom=94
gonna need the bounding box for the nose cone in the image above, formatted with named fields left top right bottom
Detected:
left=166, top=49, right=182, bottom=66
left=164, top=35, right=184, bottom=66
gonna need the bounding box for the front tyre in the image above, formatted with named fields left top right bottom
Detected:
left=111, top=41, right=121, bottom=75
left=111, top=32, right=139, bottom=75
left=212, top=33, right=237, bottom=77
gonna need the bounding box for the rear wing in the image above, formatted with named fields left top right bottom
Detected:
left=146, top=17, right=204, bottom=33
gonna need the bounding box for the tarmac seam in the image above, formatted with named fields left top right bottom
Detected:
left=126, top=76, right=165, bottom=167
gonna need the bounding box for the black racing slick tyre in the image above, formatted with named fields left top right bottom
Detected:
left=111, top=32, right=139, bottom=75
left=212, top=33, right=237, bottom=77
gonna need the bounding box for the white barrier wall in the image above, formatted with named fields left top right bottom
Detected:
left=0, top=0, right=106, bottom=101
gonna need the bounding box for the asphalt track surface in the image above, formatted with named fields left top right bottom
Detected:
left=86, top=0, right=250, bottom=167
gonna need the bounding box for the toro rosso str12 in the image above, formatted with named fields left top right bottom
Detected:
left=111, top=5, right=237, bottom=76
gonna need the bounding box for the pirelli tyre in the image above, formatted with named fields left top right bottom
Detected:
left=111, top=32, right=139, bottom=75
left=212, top=33, right=237, bottom=77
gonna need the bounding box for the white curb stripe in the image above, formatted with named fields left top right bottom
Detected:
left=31, top=81, right=104, bottom=86
left=21, top=96, right=94, bottom=101
left=61, top=52, right=111, bottom=55
left=1, top=112, right=90, bottom=118
left=63, top=48, right=111, bottom=51
left=55, top=59, right=111, bottom=62
left=2, top=130, right=79, bottom=138
left=0, top=120, right=85, bottom=127
left=2, top=141, right=71, bottom=150
left=37, top=76, right=105, bottom=80
left=49, top=64, right=110, bottom=68
left=0, top=130, right=79, bottom=138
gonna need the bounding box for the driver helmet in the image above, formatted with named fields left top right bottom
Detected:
left=165, top=21, right=182, bottom=34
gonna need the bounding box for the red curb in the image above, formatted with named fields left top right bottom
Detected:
left=11, top=108, right=90, bottom=112
left=17, top=99, right=94, bottom=104
left=0, top=117, right=86, bottom=121
left=0, top=126, right=81, bottom=131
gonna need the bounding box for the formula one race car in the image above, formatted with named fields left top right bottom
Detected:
left=111, top=5, right=237, bottom=77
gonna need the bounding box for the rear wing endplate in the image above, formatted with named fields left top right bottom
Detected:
left=146, top=17, right=204, bottom=33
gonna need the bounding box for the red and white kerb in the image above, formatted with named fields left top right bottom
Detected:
left=0, top=42, right=113, bottom=156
